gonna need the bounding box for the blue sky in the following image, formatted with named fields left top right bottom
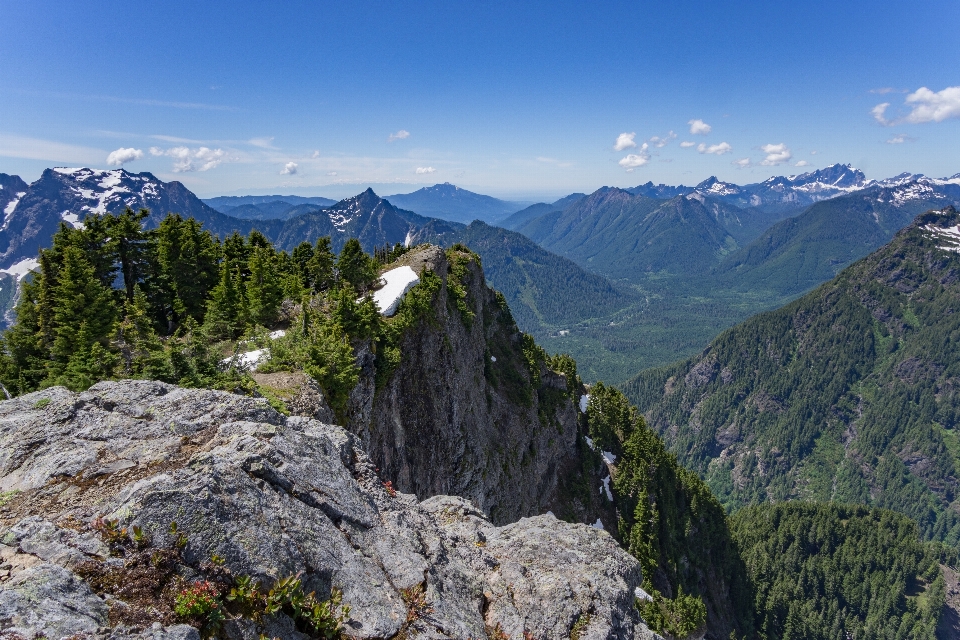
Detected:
left=1, top=1, right=959, bottom=199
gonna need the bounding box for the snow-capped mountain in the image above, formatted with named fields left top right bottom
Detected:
left=0, top=168, right=282, bottom=272
left=629, top=164, right=960, bottom=215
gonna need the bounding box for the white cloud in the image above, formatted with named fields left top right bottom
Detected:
left=732, top=158, right=751, bottom=168
left=150, top=146, right=226, bottom=172
left=649, top=131, right=676, bottom=148
left=312, top=150, right=320, bottom=159
left=886, top=134, right=915, bottom=144
left=697, top=142, right=732, bottom=155
left=613, top=132, right=637, bottom=151
left=280, top=162, right=298, bottom=175
left=810, top=150, right=818, bottom=155
left=688, top=119, right=712, bottom=135
left=618, top=143, right=650, bottom=171
left=106, top=147, right=143, bottom=166
left=904, top=86, right=960, bottom=123
left=795, top=160, right=810, bottom=167
left=389, top=130, right=411, bottom=142
left=327, top=171, right=338, bottom=176
left=0, top=134, right=103, bottom=164
left=416, top=166, right=436, bottom=174
left=760, top=143, right=791, bottom=165
left=872, top=102, right=891, bottom=125
left=679, top=141, right=696, bottom=148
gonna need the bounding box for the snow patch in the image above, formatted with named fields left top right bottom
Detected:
left=601, top=475, right=613, bottom=501
left=61, top=211, right=84, bottom=229
left=579, top=394, right=590, bottom=413
left=2, top=192, right=26, bottom=231
left=0, top=258, right=40, bottom=281
left=634, top=587, right=653, bottom=602
left=602, top=450, right=617, bottom=465
left=591, top=518, right=604, bottom=530
left=584, top=436, right=595, bottom=450
left=222, top=348, right=270, bottom=372
left=922, top=224, right=960, bottom=253
left=53, top=167, right=86, bottom=175
left=373, top=265, right=420, bottom=317
left=269, top=329, right=286, bottom=339
left=404, top=230, right=413, bottom=248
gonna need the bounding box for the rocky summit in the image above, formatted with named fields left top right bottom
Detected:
left=0, top=380, right=658, bottom=639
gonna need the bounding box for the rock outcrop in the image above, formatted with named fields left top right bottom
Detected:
left=0, top=380, right=658, bottom=639
left=344, top=245, right=590, bottom=525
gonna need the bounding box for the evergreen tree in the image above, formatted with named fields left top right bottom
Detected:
left=0, top=277, right=47, bottom=394
left=307, top=236, right=335, bottom=291
left=336, top=237, right=377, bottom=291
left=151, top=214, right=220, bottom=327
left=47, top=246, right=118, bottom=382
left=246, top=245, right=283, bottom=327
left=205, top=259, right=247, bottom=339
left=291, top=241, right=314, bottom=288
left=54, top=322, right=118, bottom=391
left=115, top=286, right=173, bottom=380
left=105, top=207, right=150, bottom=301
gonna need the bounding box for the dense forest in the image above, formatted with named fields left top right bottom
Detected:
left=731, top=503, right=945, bottom=639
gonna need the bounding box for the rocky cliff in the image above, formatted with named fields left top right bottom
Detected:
left=0, top=381, right=658, bottom=639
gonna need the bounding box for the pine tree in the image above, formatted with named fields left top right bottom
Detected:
left=55, top=322, right=118, bottom=391
left=246, top=246, right=283, bottom=327
left=106, top=207, right=150, bottom=301
left=152, top=214, right=220, bottom=327
left=205, top=259, right=247, bottom=339
left=115, top=286, right=172, bottom=380
left=291, top=241, right=314, bottom=288
left=336, top=237, right=377, bottom=292
left=307, top=236, right=335, bottom=292
left=0, top=277, right=47, bottom=394
left=47, top=245, right=118, bottom=381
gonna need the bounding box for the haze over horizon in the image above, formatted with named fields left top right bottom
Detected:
left=1, top=1, right=959, bottom=199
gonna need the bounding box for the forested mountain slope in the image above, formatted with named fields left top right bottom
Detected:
left=623, top=207, right=960, bottom=544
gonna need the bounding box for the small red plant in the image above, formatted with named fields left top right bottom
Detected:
left=174, top=580, right=221, bottom=617
left=383, top=480, right=397, bottom=498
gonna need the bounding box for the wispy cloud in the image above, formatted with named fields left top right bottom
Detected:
left=416, top=166, right=436, bottom=174
left=688, top=119, right=712, bottom=135
left=389, top=130, right=411, bottom=142
left=679, top=141, right=696, bottom=148
left=0, top=133, right=104, bottom=164
left=249, top=137, right=276, bottom=149
left=106, top=147, right=143, bottom=166
left=760, top=143, right=791, bottom=165
left=649, top=131, right=677, bottom=148
left=870, top=87, right=904, bottom=95
left=618, top=143, right=650, bottom=171
left=536, top=156, right=573, bottom=168
left=280, top=162, right=298, bottom=175
left=732, top=158, right=751, bottom=168
left=12, top=88, right=238, bottom=111
left=697, top=142, right=732, bottom=155
left=150, top=146, right=226, bottom=172
left=795, top=160, right=809, bottom=167
left=613, top=132, right=637, bottom=151
left=886, top=134, right=914, bottom=144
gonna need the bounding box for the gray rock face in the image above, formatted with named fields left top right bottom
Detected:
left=0, top=381, right=657, bottom=639
left=348, top=246, right=584, bottom=525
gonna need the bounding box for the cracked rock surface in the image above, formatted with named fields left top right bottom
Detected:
left=0, top=380, right=658, bottom=639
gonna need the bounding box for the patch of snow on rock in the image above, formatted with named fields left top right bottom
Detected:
left=2, top=192, right=26, bottom=230
left=60, top=211, right=84, bottom=229
left=491, top=356, right=496, bottom=362
left=602, top=450, right=617, bottom=465
left=584, top=436, right=595, bottom=450
left=634, top=586, right=653, bottom=602
left=373, top=265, right=420, bottom=316
left=601, top=475, right=613, bottom=501
left=268, top=329, right=286, bottom=339
left=922, top=224, right=960, bottom=253
left=0, top=258, right=40, bottom=281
